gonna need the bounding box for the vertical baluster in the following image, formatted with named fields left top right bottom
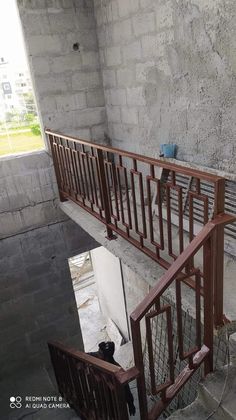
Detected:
left=69, top=358, right=84, bottom=411
left=147, top=164, right=165, bottom=256
left=49, top=135, right=67, bottom=202
left=71, top=142, right=81, bottom=198
left=178, top=187, right=184, bottom=254
left=57, top=138, right=66, bottom=192
left=145, top=313, right=156, bottom=394
left=166, top=185, right=173, bottom=256
left=61, top=138, right=70, bottom=192
left=203, top=236, right=214, bottom=375
left=111, top=159, right=120, bottom=225
left=131, top=159, right=147, bottom=247
left=97, top=148, right=116, bottom=240
left=131, top=318, right=148, bottom=420
left=65, top=139, right=74, bottom=196
left=166, top=306, right=175, bottom=384
left=102, top=376, right=114, bottom=418
left=117, top=155, right=132, bottom=235
left=77, top=145, right=86, bottom=205
left=195, top=270, right=201, bottom=349
left=213, top=178, right=225, bottom=326
left=81, top=144, right=90, bottom=203
left=176, top=278, right=184, bottom=360
left=90, top=147, right=99, bottom=209
left=85, top=147, right=95, bottom=210
left=94, top=153, right=104, bottom=214
left=114, top=379, right=130, bottom=420
left=86, top=366, right=99, bottom=419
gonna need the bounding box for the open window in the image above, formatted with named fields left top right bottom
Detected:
left=0, top=0, right=44, bottom=157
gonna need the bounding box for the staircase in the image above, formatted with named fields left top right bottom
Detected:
left=169, top=333, right=236, bottom=420
left=46, top=129, right=236, bottom=419
left=170, top=368, right=236, bottom=418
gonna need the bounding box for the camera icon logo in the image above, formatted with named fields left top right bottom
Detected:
left=10, top=396, right=22, bottom=409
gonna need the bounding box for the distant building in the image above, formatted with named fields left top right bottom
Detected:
left=0, top=55, right=35, bottom=122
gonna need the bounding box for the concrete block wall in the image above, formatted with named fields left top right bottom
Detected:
left=0, top=151, right=64, bottom=239
left=0, top=220, right=97, bottom=377
left=17, top=0, right=107, bottom=142
left=93, top=0, right=236, bottom=172
left=0, top=151, right=98, bottom=377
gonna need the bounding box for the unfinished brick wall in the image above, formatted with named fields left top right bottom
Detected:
left=0, top=151, right=98, bottom=377
left=17, top=0, right=106, bottom=142
left=93, top=0, right=236, bottom=172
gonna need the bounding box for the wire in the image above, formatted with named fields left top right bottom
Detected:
left=204, top=325, right=230, bottom=420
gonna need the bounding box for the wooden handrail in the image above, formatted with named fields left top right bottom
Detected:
left=49, top=340, right=139, bottom=383
left=45, top=129, right=224, bottom=183
left=48, top=341, right=137, bottom=420
left=46, top=129, right=235, bottom=419
left=130, top=213, right=235, bottom=323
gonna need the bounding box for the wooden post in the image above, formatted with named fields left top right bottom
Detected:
left=203, top=236, right=214, bottom=375
left=213, top=179, right=225, bottom=327
left=130, top=318, right=148, bottom=420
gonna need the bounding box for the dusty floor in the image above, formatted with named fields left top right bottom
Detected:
left=73, top=277, right=141, bottom=419
left=75, top=281, right=110, bottom=352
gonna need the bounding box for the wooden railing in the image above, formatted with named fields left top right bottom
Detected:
left=46, top=129, right=227, bottom=326
left=46, top=130, right=236, bottom=419
left=48, top=341, right=138, bottom=420
left=130, top=213, right=234, bottom=419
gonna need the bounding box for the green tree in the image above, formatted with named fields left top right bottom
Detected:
left=30, top=123, right=41, bottom=136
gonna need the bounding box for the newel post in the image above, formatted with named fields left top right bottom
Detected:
left=213, top=178, right=225, bottom=327
left=203, top=235, right=214, bottom=375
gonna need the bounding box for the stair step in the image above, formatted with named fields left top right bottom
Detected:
left=198, top=365, right=236, bottom=420
left=169, top=398, right=218, bottom=419
left=169, top=364, right=236, bottom=420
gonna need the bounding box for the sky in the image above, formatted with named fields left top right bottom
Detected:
left=0, top=0, right=28, bottom=68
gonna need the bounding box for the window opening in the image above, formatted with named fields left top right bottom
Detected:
left=0, top=0, right=44, bottom=156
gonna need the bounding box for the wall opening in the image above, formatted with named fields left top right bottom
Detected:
left=68, top=250, right=110, bottom=352
left=68, top=246, right=130, bottom=353
left=0, top=0, right=44, bottom=157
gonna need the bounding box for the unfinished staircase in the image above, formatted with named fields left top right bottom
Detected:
left=169, top=366, right=236, bottom=420
left=47, top=129, right=236, bottom=419
left=169, top=333, right=236, bottom=420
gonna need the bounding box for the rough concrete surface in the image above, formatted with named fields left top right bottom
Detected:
left=75, top=282, right=110, bottom=352
left=0, top=150, right=64, bottom=238
left=1, top=0, right=236, bottom=417
left=198, top=365, right=236, bottom=419
left=93, top=0, right=236, bottom=173
left=17, top=0, right=107, bottom=142
left=0, top=152, right=98, bottom=378
left=169, top=398, right=216, bottom=419
left=16, top=0, right=236, bottom=175
left=169, top=362, right=236, bottom=419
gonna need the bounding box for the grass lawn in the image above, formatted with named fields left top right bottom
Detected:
left=0, top=131, right=44, bottom=156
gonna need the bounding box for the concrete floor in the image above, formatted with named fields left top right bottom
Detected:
left=73, top=279, right=141, bottom=419
left=75, top=281, right=110, bottom=352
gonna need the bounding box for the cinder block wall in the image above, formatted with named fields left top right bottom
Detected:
left=0, top=151, right=98, bottom=377
left=17, top=0, right=106, bottom=141
left=93, top=0, right=236, bottom=172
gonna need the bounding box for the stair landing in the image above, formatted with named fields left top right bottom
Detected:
left=169, top=365, right=236, bottom=420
